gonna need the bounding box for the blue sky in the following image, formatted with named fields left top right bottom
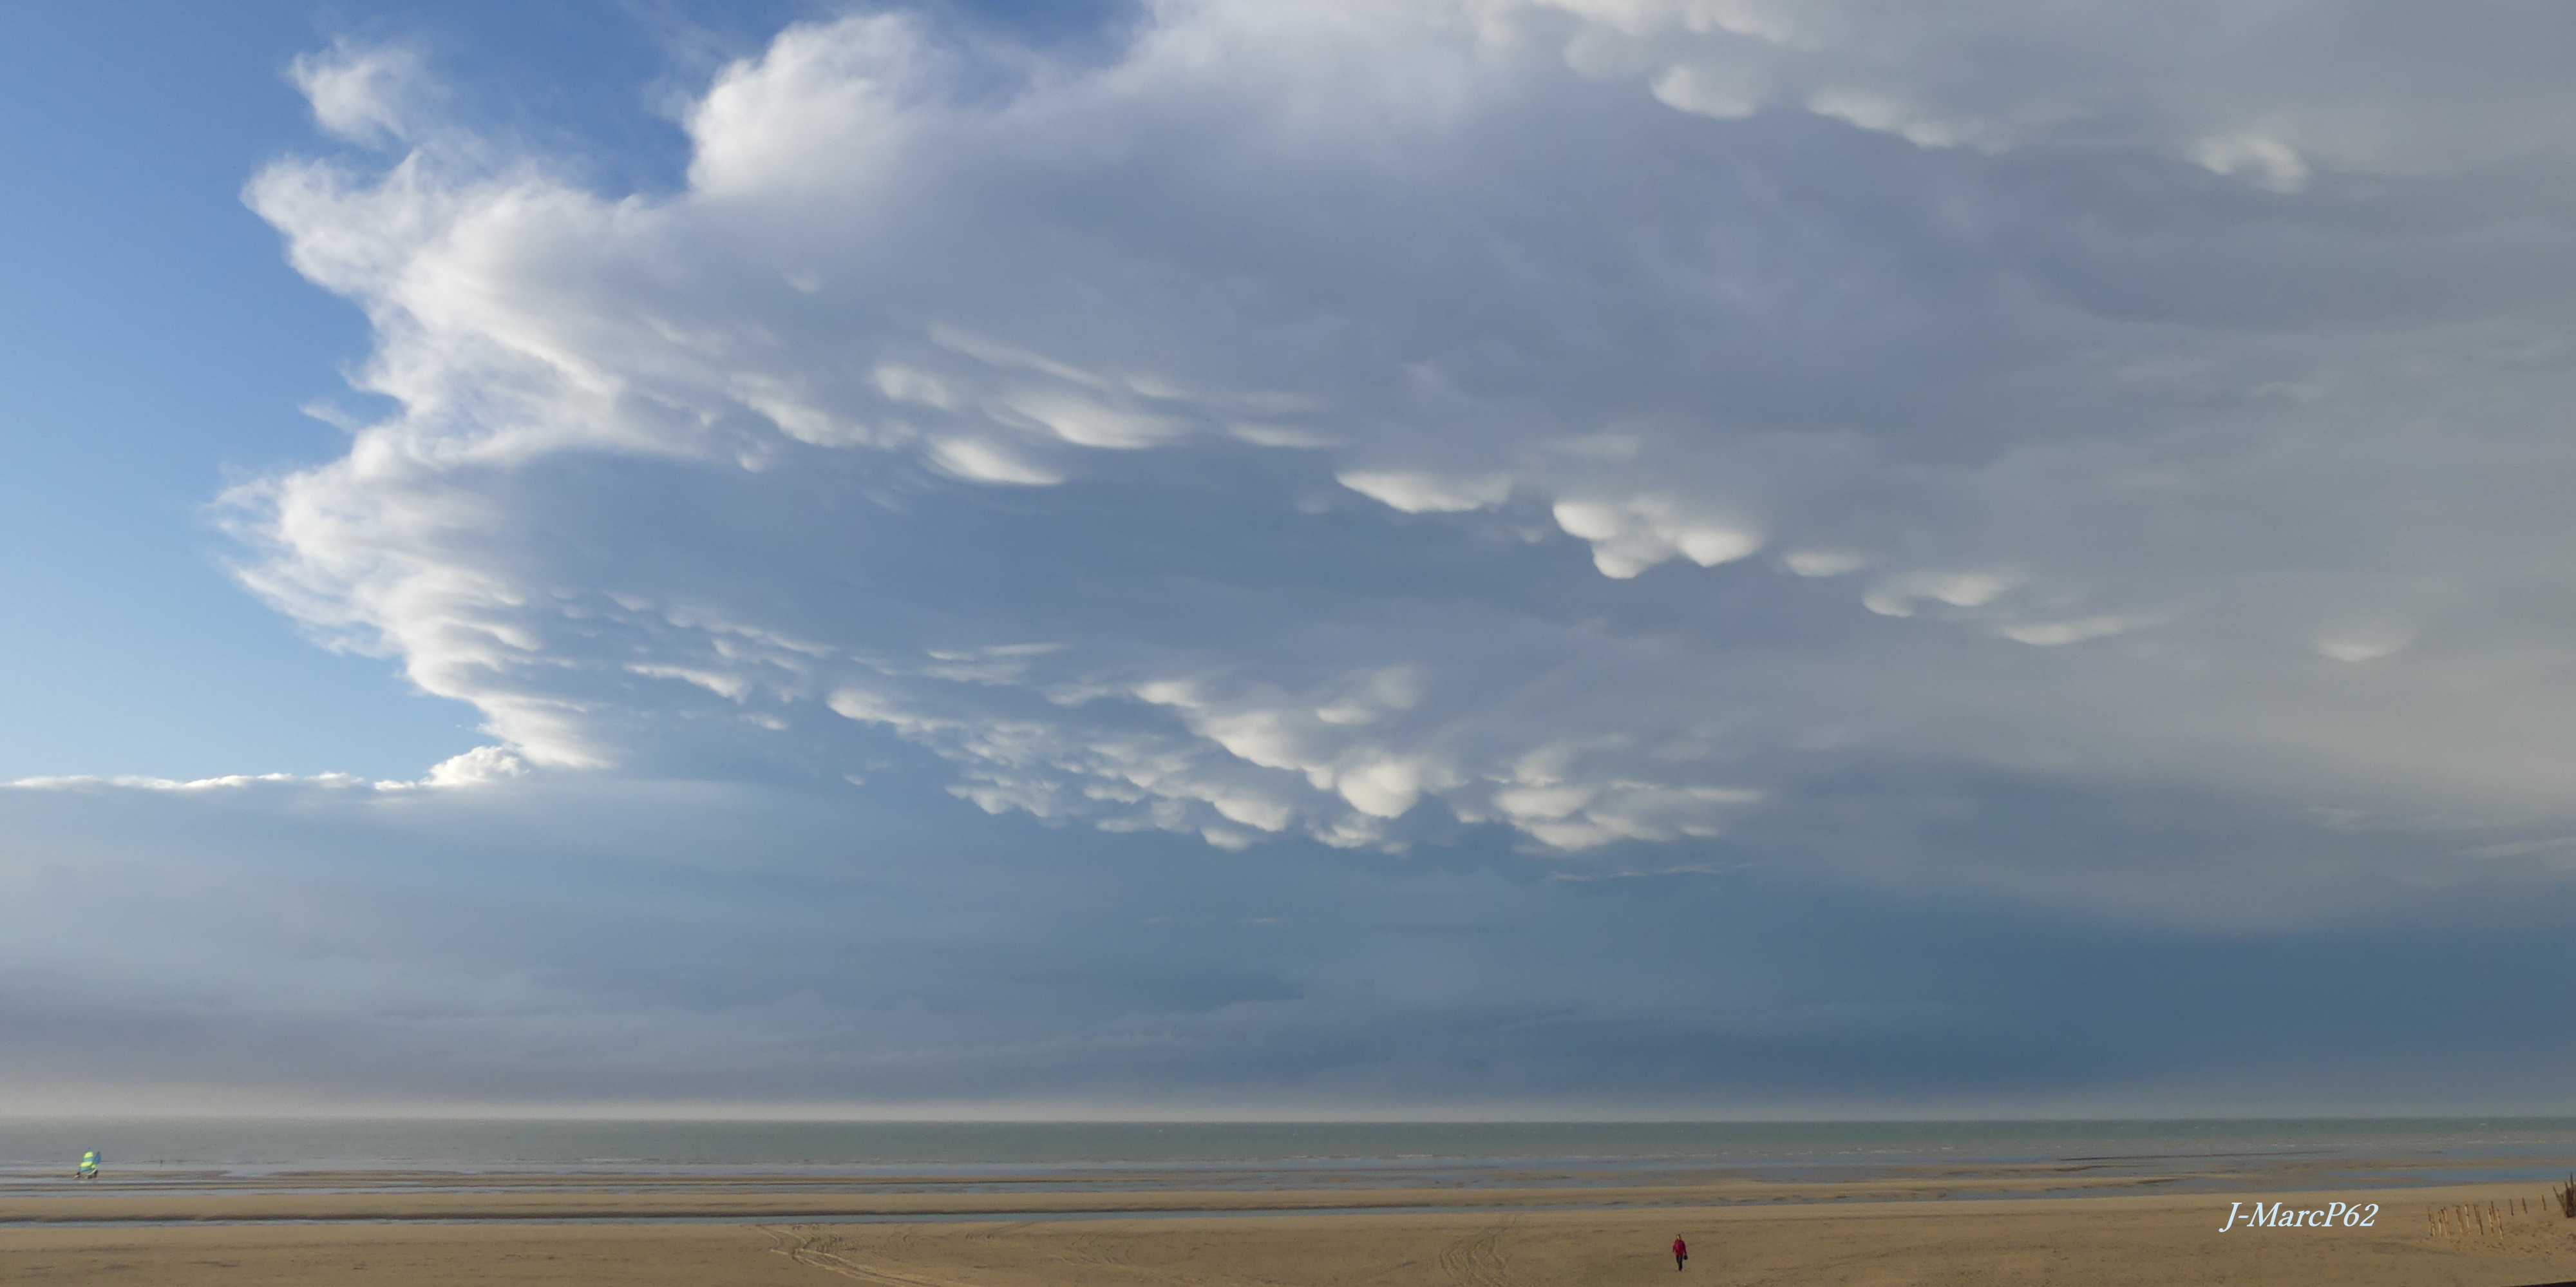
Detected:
left=8, top=0, right=2576, bottom=1117
left=1, top=3, right=447, bottom=779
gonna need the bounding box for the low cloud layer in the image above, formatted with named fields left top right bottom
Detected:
left=17, top=0, right=2576, bottom=1110
left=10, top=769, right=2576, bottom=1114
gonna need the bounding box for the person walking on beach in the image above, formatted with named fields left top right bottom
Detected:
left=1672, top=1235, right=1688, bottom=1270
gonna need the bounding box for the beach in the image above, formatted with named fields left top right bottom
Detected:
left=7, top=1167, right=2576, bottom=1285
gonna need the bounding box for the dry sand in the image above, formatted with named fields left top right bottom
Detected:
left=6, top=1175, right=2576, bottom=1286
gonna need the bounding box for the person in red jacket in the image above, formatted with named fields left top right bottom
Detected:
left=1672, top=1235, right=1688, bottom=1270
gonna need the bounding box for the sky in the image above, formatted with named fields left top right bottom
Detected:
left=7, top=0, right=2576, bottom=1119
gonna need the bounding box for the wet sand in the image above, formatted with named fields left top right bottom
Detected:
left=5, top=1170, right=2575, bottom=1285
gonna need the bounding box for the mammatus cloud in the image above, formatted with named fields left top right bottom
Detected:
left=1531, top=0, right=2576, bottom=180
left=232, top=2, right=2576, bottom=896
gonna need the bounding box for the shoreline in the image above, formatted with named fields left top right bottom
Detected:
left=3, top=1164, right=2571, bottom=1223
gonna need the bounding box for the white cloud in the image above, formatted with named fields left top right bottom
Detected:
left=2316, top=634, right=2409, bottom=664
left=928, top=437, right=1065, bottom=485
left=1549, top=497, right=1762, bottom=578
left=1781, top=548, right=1865, bottom=577
left=1338, top=470, right=1511, bottom=513
left=1648, top=62, right=1766, bottom=120
left=2193, top=133, right=2311, bottom=193
left=1861, top=569, right=2022, bottom=618
left=1997, top=615, right=2138, bottom=648
left=8, top=746, right=529, bottom=794
left=289, top=41, right=431, bottom=148
left=9, top=771, right=381, bottom=793
left=424, top=745, right=532, bottom=787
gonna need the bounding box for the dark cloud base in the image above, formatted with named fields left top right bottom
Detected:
left=7, top=774, right=2571, bottom=1115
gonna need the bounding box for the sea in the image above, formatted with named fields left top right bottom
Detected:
left=4, top=1118, right=2575, bottom=1187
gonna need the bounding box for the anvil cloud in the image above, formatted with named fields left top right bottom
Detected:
left=232, top=1, right=2576, bottom=893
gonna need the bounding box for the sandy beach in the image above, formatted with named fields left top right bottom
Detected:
left=6, top=1169, right=2576, bottom=1286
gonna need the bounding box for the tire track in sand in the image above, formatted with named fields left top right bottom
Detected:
left=759, top=1225, right=987, bottom=1287
left=1437, top=1219, right=1515, bottom=1287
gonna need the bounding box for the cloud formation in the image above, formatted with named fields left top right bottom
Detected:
left=30, top=0, right=2576, bottom=1118
left=227, top=1, right=2576, bottom=910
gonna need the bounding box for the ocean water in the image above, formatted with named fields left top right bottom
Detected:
left=3, top=1118, right=2574, bottom=1181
